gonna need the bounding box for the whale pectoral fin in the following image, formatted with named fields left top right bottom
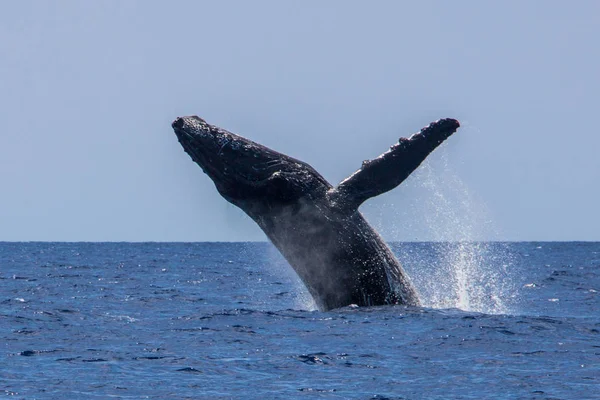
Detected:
left=330, top=118, right=460, bottom=211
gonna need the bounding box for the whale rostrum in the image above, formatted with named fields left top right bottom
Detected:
left=172, top=116, right=460, bottom=311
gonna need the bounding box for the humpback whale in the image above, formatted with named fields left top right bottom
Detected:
left=172, top=116, right=460, bottom=311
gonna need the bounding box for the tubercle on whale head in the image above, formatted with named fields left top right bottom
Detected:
left=171, top=115, right=330, bottom=208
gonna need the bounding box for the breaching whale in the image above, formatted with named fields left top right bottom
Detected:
left=172, top=116, right=460, bottom=311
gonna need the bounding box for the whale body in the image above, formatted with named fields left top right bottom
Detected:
left=172, top=116, right=460, bottom=311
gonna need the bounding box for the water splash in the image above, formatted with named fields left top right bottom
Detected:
left=258, top=133, right=516, bottom=314
left=264, top=244, right=317, bottom=311
left=405, top=151, right=517, bottom=314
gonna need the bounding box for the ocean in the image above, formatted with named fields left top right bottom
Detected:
left=1, top=242, right=598, bottom=399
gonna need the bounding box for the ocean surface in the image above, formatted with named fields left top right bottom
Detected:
left=1, top=241, right=598, bottom=399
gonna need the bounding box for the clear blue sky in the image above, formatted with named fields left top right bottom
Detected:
left=1, top=1, right=598, bottom=241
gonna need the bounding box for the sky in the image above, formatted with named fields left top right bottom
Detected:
left=1, top=1, right=599, bottom=242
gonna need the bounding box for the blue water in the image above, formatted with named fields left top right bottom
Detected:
left=1, top=242, right=598, bottom=399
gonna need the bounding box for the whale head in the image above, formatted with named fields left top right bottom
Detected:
left=172, top=116, right=330, bottom=210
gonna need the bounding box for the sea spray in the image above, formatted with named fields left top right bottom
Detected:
left=400, top=151, right=517, bottom=314
left=264, top=243, right=317, bottom=311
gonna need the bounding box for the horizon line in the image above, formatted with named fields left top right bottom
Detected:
left=1, top=240, right=599, bottom=244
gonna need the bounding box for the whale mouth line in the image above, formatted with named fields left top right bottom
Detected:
left=175, top=127, right=273, bottom=189
left=173, top=117, right=290, bottom=186
left=179, top=136, right=212, bottom=173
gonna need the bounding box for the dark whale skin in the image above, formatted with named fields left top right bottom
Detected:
left=172, top=116, right=459, bottom=311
